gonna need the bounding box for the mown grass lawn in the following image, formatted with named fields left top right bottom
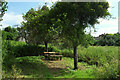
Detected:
left=3, top=56, right=96, bottom=78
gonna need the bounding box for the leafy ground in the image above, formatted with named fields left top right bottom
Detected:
left=3, top=56, right=96, bottom=78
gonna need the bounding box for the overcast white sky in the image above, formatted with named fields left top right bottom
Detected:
left=0, top=0, right=119, bottom=37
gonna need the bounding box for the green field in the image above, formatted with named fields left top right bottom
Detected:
left=2, top=45, right=119, bottom=78
left=3, top=56, right=95, bottom=78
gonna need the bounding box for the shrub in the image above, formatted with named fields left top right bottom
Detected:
left=60, top=49, right=73, bottom=57
left=2, top=26, right=18, bottom=40
left=49, top=46, right=61, bottom=52
left=2, top=40, right=61, bottom=57
left=2, top=64, right=22, bottom=78
left=93, top=61, right=118, bottom=78
left=2, top=40, right=16, bottom=70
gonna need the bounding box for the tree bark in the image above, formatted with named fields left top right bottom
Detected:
left=74, top=46, right=78, bottom=70
left=45, top=41, right=48, bottom=52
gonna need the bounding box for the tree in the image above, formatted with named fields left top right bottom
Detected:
left=21, top=5, right=58, bottom=51
left=50, top=2, right=110, bottom=69
left=0, top=1, right=8, bottom=42
left=0, top=1, right=8, bottom=21
left=94, top=33, right=120, bottom=46
left=2, top=26, right=18, bottom=40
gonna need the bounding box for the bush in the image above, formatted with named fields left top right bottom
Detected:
left=2, top=64, right=22, bottom=78
left=2, top=40, right=62, bottom=71
left=93, top=61, right=118, bottom=78
left=2, top=40, right=16, bottom=70
left=49, top=46, right=61, bottom=52
left=2, top=40, right=61, bottom=57
left=60, top=49, right=73, bottom=57
left=2, top=26, right=18, bottom=40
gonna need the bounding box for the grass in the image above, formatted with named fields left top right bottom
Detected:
left=77, top=46, right=119, bottom=78
left=61, top=46, right=118, bottom=65
left=2, top=56, right=96, bottom=78
left=57, top=46, right=119, bottom=78
left=57, top=69, right=94, bottom=78
left=2, top=46, right=119, bottom=78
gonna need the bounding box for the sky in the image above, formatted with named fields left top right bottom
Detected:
left=0, top=0, right=119, bottom=37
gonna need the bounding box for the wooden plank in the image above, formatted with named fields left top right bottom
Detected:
left=44, top=52, right=49, bottom=54
left=44, top=52, right=59, bottom=54
left=48, top=52, right=56, bottom=53
left=44, top=52, right=56, bottom=53
left=49, top=55, right=62, bottom=60
left=50, top=55, right=62, bottom=57
left=43, top=52, right=62, bottom=60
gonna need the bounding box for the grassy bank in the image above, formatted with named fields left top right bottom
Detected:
left=61, top=46, right=118, bottom=65
left=2, top=40, right=119, bottom=78
left=61, top=46, right=119, bottom=78
left=2, top=56, right=95, bottom=78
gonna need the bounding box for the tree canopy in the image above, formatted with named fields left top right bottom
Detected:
left=0, top=1, right=8, bottom=21
left=94, top=33, right=120, bottom=46
left=19, top=2, right=110, bottom=69
left=20, top=5, right=59, bottom=51
left=2, top=26, right=18, bottom=40
left=49, top=2, right=110, bottom=69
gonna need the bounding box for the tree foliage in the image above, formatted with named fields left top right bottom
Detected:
left=50, top=2, right=110, bottom=46
left=19, top=2, right=110, bottom=69
left=2, top=26, right=18, bottom=40
left=20, top=5, right=59, bottom=51
left=94, top=33, right=120, bottom=46
left=50, top=2, right=110, bottom=69
left=0, top=1, right=8, bottom=21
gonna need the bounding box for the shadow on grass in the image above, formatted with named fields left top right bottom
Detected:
left=14, top=56, right=70, bottom=78
left=41, top=58, right=73, bottom=77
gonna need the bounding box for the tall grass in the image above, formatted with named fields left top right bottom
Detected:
left=2, top=40, right=119, bottom=78
left=61, top=46, right=118, bottom=65
left=61, top=46, right=119, bottom=78
left=77, top=46, right=118, bottom=65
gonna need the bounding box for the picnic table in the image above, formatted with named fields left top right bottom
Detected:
left=44, top=52, right=63, bottom=60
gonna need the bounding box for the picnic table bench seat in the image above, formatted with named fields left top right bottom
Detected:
left=44, top=52, right=63, bottom=60
left=50, top=55, right=62, bottom=60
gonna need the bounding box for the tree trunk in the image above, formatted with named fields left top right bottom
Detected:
left=45, top=42, right=48, bottom=52
left=74, top=46, right=78, bottom=70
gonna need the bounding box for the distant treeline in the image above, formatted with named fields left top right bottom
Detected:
left=93, top=33, right=120, bottom=46
left=2, top=26, right=18, bottom=40
left=1, top=26, right=120, bottom=46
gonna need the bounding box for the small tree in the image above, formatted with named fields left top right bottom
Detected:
left=21, top=5, right=58, bottom=51
left=50, top=2, right=110, bottom=69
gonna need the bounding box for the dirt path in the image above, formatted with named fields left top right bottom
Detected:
left=41, top=57, right=87, bottom=77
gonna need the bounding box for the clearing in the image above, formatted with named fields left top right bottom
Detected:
left=3, top=56, right=96, bottom=78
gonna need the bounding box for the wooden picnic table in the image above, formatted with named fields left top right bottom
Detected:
left=44, top=52, right=63, bottom=60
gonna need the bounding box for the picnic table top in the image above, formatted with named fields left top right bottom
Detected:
left=50, top=55, right=62, bottom=56
left=44, top=52, right=59, bottom=54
